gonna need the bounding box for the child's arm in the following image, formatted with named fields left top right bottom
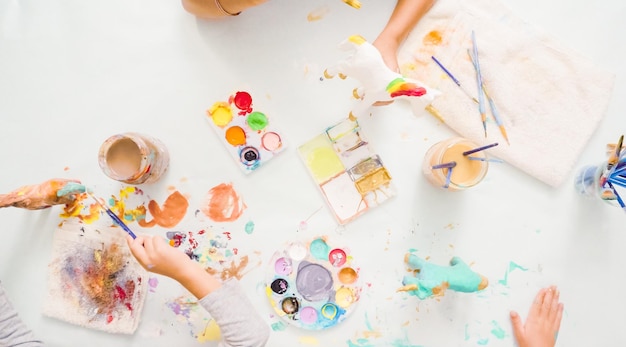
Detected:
left=0, top=282, right=44, bottom=347
left=127, top=235, right=270, bottom=346
left=373, top=0, right=437, bottom=72
left=181, top=0, right=268, bottom=19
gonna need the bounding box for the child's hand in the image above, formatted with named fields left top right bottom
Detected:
left=126, top=234, right=192, bottom=282
left=510, top=286, right=564, bottom=347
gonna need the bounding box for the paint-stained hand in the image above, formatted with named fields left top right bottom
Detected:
left=126, top=234, right=193, bottom=281
left=126, top=234, right=223, bottom=299
left=0, top=178, right=85, bottom=210
left=510, top=286, right=564, bottom=347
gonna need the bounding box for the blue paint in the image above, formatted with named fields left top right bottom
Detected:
left=498, top=261, right=528, bottom=285
left=245, top=221, right=255, bottom=234
left=490, top=320, right=506, bottom=339
left=56, top=182, right=86, bottom=197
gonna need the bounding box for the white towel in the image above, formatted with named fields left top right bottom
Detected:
left=398, top=0, right=615, bottom=187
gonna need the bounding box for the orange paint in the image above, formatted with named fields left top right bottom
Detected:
left=225, top=126, right=246, bottom=146
left=138, top=191, right=189, bottom=228
left=201, top=183, right=246, bottom=222
left=423, top=30, right=443, bottom=45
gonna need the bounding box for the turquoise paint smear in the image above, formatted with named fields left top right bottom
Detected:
left=490, top=320, right=506, bottom=339
left=271, top=321, right=287, bottom=331
left=465, top=324, right=470, bottom=340
left=477, top=338, right=489, bottom=345
left=407, top=248, right=418, bottom=253
left=498, top=261, right=528, bottom=285
left=390, top=340, right=424, bottom=347
left=364, top=312, right=374, bottom=331
left=56, top=182, right=86, bottom=197
left=244, top=221, right=255, bottom=234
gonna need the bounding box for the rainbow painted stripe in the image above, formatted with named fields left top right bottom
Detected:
left=386, top=77, right=426, bottom=98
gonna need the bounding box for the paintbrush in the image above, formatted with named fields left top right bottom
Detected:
left=431, top=56, right=478, bottom=104
left=462, top=142, right=499, bottom=156
left=471, top=31, right=487, bottom=137
left=467, top=156, right=504, bottom=163
left=601, top=135, right=624, bottom=186
left=432, top=161, right=457, bottom=170
left=467, top=50, right=510, bottom=145
left=88, top=192, right=137, bottom=239
left=607, top=181, right=626, bottom=213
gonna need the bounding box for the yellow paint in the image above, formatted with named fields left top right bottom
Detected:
left=307, top=6, right=329, bottom=21
left=197, top=319, right=221, bottom=342
left=348, top=35, right=366, bottom=45
left=298, top=336, right=320, bottom=345
left=335, top=287, right=355, bottom=308
left=354, top=167, right=391, bottom=195
left=119, top=186, right=136, bottom=200
left=208, top=102, right=233, bottom=127
left=298, top=134, right=345, bottom=184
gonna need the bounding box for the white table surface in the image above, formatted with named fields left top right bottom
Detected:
left=0, top=0, right=624, bottom=346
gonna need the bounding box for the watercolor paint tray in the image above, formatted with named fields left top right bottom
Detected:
left=266, top=236, right=362, bottom=330
left=206, top=90, right=286, bottom=174
left=297, top=117, right=396, bottom=224
left=43, top=222, right=148, bottom=335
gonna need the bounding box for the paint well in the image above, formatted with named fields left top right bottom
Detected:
left=338, top=267, right=358, bottom=284
left=262, top=132, right=282, bottom=151
left=225, top=126, right=246, bottom=146
left=275, top=257, right=293, bottom=276
left=310, top=238, right=330, bottom=260
left=296, top=262, right=333, bottom=302
left=247, top=111, right=268, bottom=131
left=335, top=287, right=355, bottom=308
left=208, top=102, right=233, bottom=127
left=299, top=306, right=318, bottom=324
left=329, top=248, right=347, bottom=267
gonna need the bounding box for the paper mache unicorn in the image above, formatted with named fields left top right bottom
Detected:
left=397, top=252, right=489, bottom=300
left=323, top=34, right=440, bottom=119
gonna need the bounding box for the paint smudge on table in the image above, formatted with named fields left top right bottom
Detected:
left=201, top=182, right=247, bottom=222
left=245, top=220, right=255, bottom=234
left=490, top=320, right=506, bottom=339
left=148, top=277, right=159, bottom=293
left=299, top=336, right=320, bottom=345
left=498, top=261, right=528, bottom=286
left=138, top=190, right=188, bottom=228
left=307, top=6, right=330, bottom=21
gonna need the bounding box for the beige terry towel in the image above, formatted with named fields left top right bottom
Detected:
left=399, top=0, right=615, bottom=187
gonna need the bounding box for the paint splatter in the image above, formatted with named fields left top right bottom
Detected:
left=138, top=190, right=188, bottom=228
left=423, top=30, right=443, bottom=45
left=202, top=183, right=246, bottom=222
left=307, top=6, right=330, bottom=21
left=244, top=220, right=255, bottom=234
left=477, top=338, right=489, bottom=345
left=271, top=321, right=287, bottom=331
left=299, top=336, right=320, bottom=345
left=206, top=255, right=260, bottom=281
left=498, top=261, right=528, bottom=285
left=197, top=319, right=221, bottom=342
left=148, top=277, right=159, bottom=293
left=490, top=320, right=506, bottom=339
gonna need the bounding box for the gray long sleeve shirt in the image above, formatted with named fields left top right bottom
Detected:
left=0, top=279, right=269, bottom=347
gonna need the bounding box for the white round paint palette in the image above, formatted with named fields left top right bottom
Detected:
left=265, top=236, right=362, bottom=330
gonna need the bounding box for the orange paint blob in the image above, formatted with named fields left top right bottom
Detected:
left=225, top=126, right=246, bottom=146
left=423, top=30, right=443, bottom=45
left=138, top=191, right=189, bottom=228
left=202, top=183, right=246, bottom=222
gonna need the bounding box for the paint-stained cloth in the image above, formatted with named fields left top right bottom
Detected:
left=0, top=282, right=43, bottom=347
left=199, top=278, right=270, bottom=347
left=399, top=0, right=615, bottom=187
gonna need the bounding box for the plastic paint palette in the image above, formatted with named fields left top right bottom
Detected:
left=266, top=236, right=361, bottom=330
left=206, top=91, right=286, bottom=174
left=298, top=117, right=396, bottom=224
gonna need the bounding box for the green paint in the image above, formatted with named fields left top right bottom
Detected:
left=225, top=249, right=233, bottom=257
left=498, top=261, right=528, bottom=285
left=490, top=320, right=506, bottom=339
left=402, top=254, right=485, bottom=299
left=56, top=182, right=86, bottom=197
left=465, top=324, right=470, bottom=340
left=247, top=112, right=268, bottom=131
left=271, top=321, right=287, bottom=331
left=310, top=238, right=330, bottom=260
left=477, top=338, right=489, bottom=345
left=244, top=221, right=255, bottom=234
left=390, top=340, right=424, bottom=347
left=407, top=248, right=418, bottom=254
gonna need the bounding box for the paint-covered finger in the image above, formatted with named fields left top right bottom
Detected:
left=509, top=311, right=525, bottom=345
left=405, top=253, right=425, bottom=271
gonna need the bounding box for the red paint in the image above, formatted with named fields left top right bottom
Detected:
left=231, top=91, right=253, bottom=115
left=223, top=231, right=232, bottom=240
left=233, top=248, right=239, bottom=255
left=198, top=229, right=205, bottom=235
left=107, top=315, right=113, bottom=323
left=115, top=285, right=127, bottom=301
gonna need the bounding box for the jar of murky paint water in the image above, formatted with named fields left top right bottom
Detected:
left=98, top=132, right=170, bottom=184
left=422, top=137, right=489, bottom=191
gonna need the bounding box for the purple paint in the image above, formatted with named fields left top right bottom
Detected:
left=296, top=262, right=333, bottom=302
left=275, top=257, right=293, bottom=276
left=299, top=306, right=318, bottom=325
